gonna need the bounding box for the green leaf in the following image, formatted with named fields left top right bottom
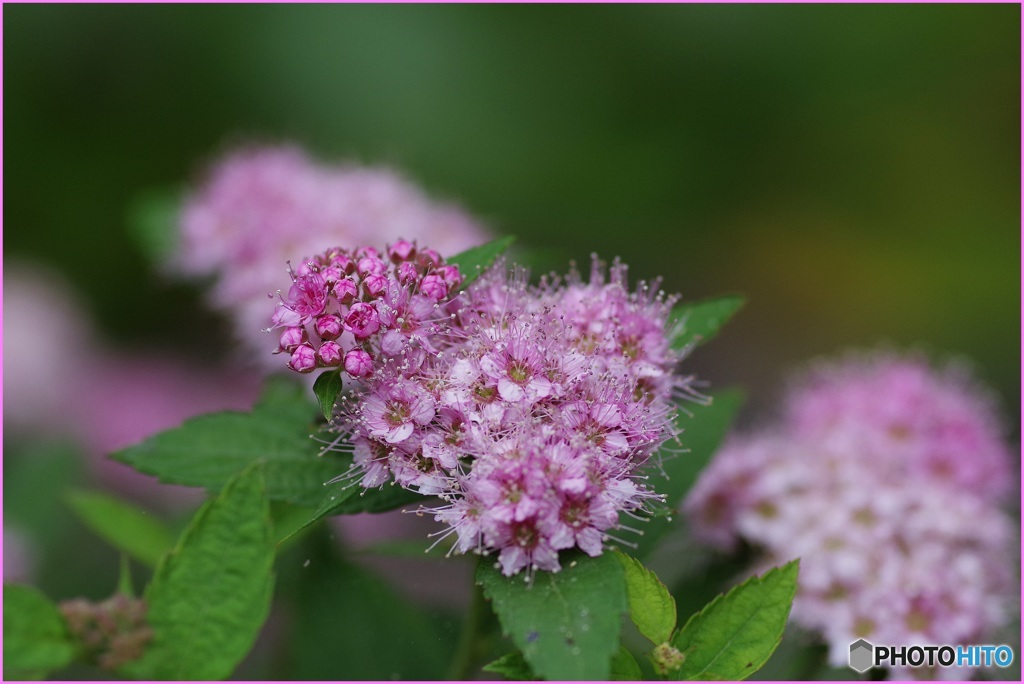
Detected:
left=65, top=490, right=174, bottom=568
left=477, top=551, right=627, bottom=680
left=312, top=369, right=343, bottom=421
left=669, top=295, right=744, bottom=352
left=614, top=549, right=677, bottom=645
left=125, top=187, right=180, bottom=264
left=113, top=377, right=346, bottom=508
left=122, top=465, right=275, bottom=680
left=634, top=389, right=744, bottom=559
left=285, top=530, right=453, bottom=679
left=447, top=235, right=516, bottom=287
left=610, top=645, right=644, bottom=681
left=3, top=585, right=76, bottom=680
left=483, top=651, right=537, bottom=680
left=277, top=478, right=427, bottom=544
left=669, top=560, right=799, bottom=681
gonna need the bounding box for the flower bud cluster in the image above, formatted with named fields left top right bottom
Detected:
left=59, top=594, right=153, bottom=671
left=277, top=248, right=695, bottom=576
left=684, top=352, right=1016, bottom=678
left=270, top=241, right=463, bottom=379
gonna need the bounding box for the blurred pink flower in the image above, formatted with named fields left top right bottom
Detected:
left=3, top=524, right=37, bottom=583
left=685, top=351, right=1018, bottom=679
left=3, top=262, right=96, bottom=434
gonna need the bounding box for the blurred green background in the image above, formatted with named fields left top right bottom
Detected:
left=5, top=3, right=1019, bottom=422
left=3, top=5, right=1019, bottom=679
left=6, top=3, right=1020, bottom=418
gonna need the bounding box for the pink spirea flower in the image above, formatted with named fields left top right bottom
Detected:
left=277, top=248, right=697, bottom=576
left=171, top=144, right=490, bottom=370
left=684, top=352, right=1017, bottom=679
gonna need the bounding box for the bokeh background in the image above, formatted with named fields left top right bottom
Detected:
left=4, top=3, right=1020, bottom=680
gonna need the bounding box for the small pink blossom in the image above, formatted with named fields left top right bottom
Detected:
left=344, top=303, right=381, bottom=340
left=286, top=272, right=328, bottom=323
left=361, top=380, right=436, bottom=444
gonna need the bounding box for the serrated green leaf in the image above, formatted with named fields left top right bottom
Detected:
left=447, top=235, right=516, bottom=287
left=312, top=369, right=343, bottom=421
left=477, top=551, right=627, bottom=680
left=483, top=651, right=537, bottom=680
left=610, top=645, right=644, bottom=681
left=122, top=465, right=275, bottom=680
left=615, top=549, right=677, bottom=645
left=669, top=296, right=744, bottom=352
left=634, top=389, right=744, bottom=559
left=3, top=585, right=76, bottom=680
left=112, top=377, right=346, bottom=508
left=669, top=560, right=799, bottom=681
left=65, top=490, right=174, bottom=568
left=126, top=187, right=180, bottom=264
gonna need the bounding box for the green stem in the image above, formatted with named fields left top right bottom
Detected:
left=446, top=562, right=488, bottom=680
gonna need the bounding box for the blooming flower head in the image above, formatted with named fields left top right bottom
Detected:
left=278, top=247, right=697, bottom=576
left=170, top=144, right=489, bottom=370
left=684, top=352, right=1017, bottom=679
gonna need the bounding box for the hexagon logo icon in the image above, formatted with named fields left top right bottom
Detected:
left=849, top=639, right=874, bottom=673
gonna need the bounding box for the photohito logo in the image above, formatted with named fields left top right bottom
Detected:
left=849, top=639, right=1015, bottom=673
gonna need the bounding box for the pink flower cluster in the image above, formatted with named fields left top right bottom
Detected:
left=275, top=249, right=693, bottom=576
left=271, top=241, right=463, bottom=378
left=171, top=145, right=489, bottom=370
left=685, top=352, right=1017, bottom=678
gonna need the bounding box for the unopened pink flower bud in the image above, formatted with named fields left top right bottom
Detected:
left=362, top=273, right=389, bottom=298
left=388, top=239, right=416, bottom=263
left=279, top=326, right=307, bottom=352
left=420, top=274, right=448, bottom=300
left=318, top=340, right=343, bottom=366
left=357, top=256, right=386, bottom=277
left=331, top=253, right=356, bottom=275
left=344, top=302, right=381, bottom=339
left=334, top=278, right=358, bottom=304
left=288, top=344, right=317, bottom=373
left=315, top=314, right=343, bottom=340
left=438, top=264, right=463, bottom=288
left=355, top=246, right=379, bottom=260
left=397, top=261, right=419, bottom=284
left=417, top=248, right=442, bottom=269
left=319, top=265, right=343, bottom=284
left=344, top=348, right=374, bottom=378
